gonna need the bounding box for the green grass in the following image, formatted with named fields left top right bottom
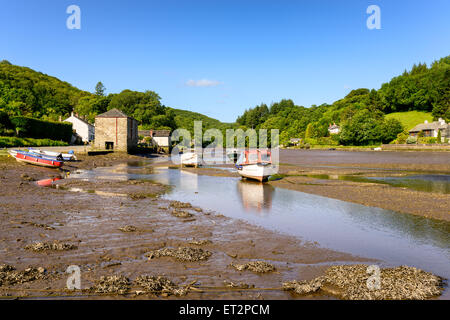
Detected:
left=0, top=136, right=69, bottom=148
left=385, top=111, right=433, bottom=130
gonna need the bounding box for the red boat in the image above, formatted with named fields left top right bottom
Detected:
left=9, top=150, right=64, bottom=168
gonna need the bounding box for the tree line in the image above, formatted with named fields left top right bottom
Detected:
left=236, top=56, right=449, bottom=145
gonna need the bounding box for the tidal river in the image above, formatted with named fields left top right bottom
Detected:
left=73, top=162, right=450, bottom=283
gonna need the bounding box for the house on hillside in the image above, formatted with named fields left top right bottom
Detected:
left=64, top=112, right=95, bottom=143
left=94, top=108, right=138, bottom=152
left=409, top=118, right=449, bottom=141
left=328, top=123, right=341, bottom=135
left=289, top=138, right=302, bottom=146
left=138, top=129, right=171, bottom=153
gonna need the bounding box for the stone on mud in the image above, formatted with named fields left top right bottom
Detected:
left=0, top=264, right=46, bottom=286
left=282, top=277, right=325, bottom=295
left=231, top=261, right=276, bottom=273
left=118, top=225, right=137, bottom=232
left=169, top=201, right=192, bottom=209
left=146, top=247, right=212, bottom=262
left=25, top=241, right=77, bottom=252
left=171, top=209, right=193, bottom=218
left=283, top=265, right=445, bottom=300
left=91, top=275, right=130, bottom=295
left=135, top=275, right=188, bottom=296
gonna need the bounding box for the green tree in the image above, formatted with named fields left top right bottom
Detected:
left=305, top=123, right=314, bottom=139
left=339, top=109, right=384, bottom=145
left=381, top=118, right=404, bottom=143
left=95, top=82, right=106, bottom=96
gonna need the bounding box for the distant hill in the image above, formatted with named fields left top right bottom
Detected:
left=385, top=111, right=433, bottom=131
left=0, top=60, right=91, bottom=121
left=170, top=108, right=236, bottom=131
left=0, top=61, right=232, bottom=130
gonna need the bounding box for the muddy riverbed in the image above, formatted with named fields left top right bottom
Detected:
left=0, top=150, right=449, bottom=299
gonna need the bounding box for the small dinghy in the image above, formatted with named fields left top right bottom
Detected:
left=235, top=149, right=277, bottom=182
left=9, top=150, right=64, bottom=168
left=181, top=152, right=202, bottom=168
left=29, top=148, right=76, bottom=161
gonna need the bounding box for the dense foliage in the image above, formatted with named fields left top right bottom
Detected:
left=10, top=116, right=73, bottom=142
left=235, top=56, right=449, bottom=145
left=0, top=137, right=68, bottom=148
left=0, top=56, right=448, bottom=147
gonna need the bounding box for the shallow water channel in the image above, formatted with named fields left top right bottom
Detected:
left=71, top=161, right=450, bottom=284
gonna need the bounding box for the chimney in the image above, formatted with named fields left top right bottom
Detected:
left=58, top=116, right=62, bottom=122
left=71, top=111, right=74, bottom=117
left=150, top=129, right=153, bottom=137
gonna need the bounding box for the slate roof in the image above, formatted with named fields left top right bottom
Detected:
left=153, top=130, right=171, bottom=137
left=409, top=121, right=448, bottom=132
left=96, top=108, right=131, bottom=118
left=64, top=114, right=94, bottom=126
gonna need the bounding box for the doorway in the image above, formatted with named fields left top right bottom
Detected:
left=105, top=142, right=114, bottom=150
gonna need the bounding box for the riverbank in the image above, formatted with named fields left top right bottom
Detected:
left=158, top=150, right=449, bottom=222
left=0, top=151, right=448, bottom=299
left=0, top=155, right=370, bottom=299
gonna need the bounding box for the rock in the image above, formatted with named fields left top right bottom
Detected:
left=282, top=265, right=445, bottom=300
left=91, top=275, right=130, bottom=295
left=118, top=225, right=137, bottom=232
left=231, top=261, right=276, bottom=273
left=146, top=247, right=212, bottom=262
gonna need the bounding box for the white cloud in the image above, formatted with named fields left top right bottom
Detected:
left=185, top=79, right=222, bottom=87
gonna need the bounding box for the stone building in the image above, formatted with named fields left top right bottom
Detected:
left=409, top=118, right=449, bottom=141
left=94, top=108, right=138, bottom=152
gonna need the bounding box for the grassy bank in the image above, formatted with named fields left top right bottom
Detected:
left=0, top=136, right=68, bottom=148
left=385, top=111, right=433, bottom=130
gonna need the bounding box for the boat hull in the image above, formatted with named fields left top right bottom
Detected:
left=237, top=164, right=277, bottom=182
left=181, top=153, right=201, bottom=167
left=13, top=152, right=63, bottom=168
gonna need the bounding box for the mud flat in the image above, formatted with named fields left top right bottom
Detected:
left=0, top=152, right=447, bottom=300
left=0, top=155, right=369, bottom=300
left=271, top=149, right=450, bottom=222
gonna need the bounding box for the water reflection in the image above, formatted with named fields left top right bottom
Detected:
left=236, top=180, right=274, bottom=213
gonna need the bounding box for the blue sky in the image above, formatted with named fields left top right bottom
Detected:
left=1, top=0, right=449, bottom=122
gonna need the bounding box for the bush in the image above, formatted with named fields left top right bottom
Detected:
left=391, top=130, right=409, bottom=144
left=406, top=136, right=417, bottom=144
left=0, top=137, right=68, bottom=148
left=418, top=137, right=437, bottom=144
left=0, top=111, right=14, bottom=135
left=10, top=117, right=72, bottom=142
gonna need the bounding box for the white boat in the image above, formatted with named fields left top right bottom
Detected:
left=8, top=150, right=18, bottom=157
left=29, top=148, right=77, bottom=161
left=180, top=152, right=202, bottom=167
left=235, top=149, right=277, bottom=182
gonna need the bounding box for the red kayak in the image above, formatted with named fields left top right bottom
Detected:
left=9, top=150, right=64, bottom=168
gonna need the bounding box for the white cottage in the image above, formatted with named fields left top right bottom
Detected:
left=328, top=123, right=341, bottom=135
left=64, top=112, right=95, bottom=143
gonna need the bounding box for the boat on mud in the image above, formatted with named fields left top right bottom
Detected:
left=235, top=149, right=277, bottom=182
left=8, top=150, right=64, bottom=168
left=29, top=148, right=77, bottom=161
left=180, top=152, right=202, bottom=168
